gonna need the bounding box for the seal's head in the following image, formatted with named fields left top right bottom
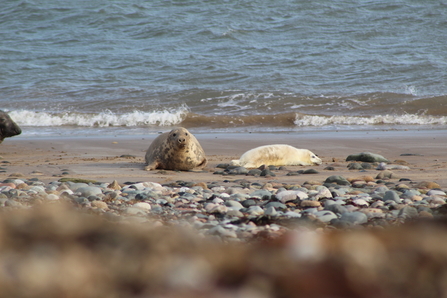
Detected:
left=0, top=111, right=21, bottom=143
left=168, top=127, right=190, bottom=149
left=309, top=150, right=322, bottom=165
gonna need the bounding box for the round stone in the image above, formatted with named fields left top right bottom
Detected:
left=76, top=186, right=102, bottom=197
left=382, top=191, right=401, bottom=203
left=301, top=200, right=321, bottom=207
left=314, top=210, right=337, bottom=223
left=339, top=211, right=368, bottom=225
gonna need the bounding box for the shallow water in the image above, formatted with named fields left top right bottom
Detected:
left=2, top=1, right=447, bottom=137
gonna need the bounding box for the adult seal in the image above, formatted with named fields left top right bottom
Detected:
left=144, top=127, right=207, bottom=171
left=0, top=110, right=21, bottom=143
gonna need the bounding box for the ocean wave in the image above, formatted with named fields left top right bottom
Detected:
left=9, top=109, right=188, bottom=127
left=8, top=109, right=447, bottom=130
left=294, top=114, right=447, bottom=126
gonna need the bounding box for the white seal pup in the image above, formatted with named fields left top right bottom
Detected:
left=231, top=144, right=322, bottom=168
left=144, top=127, right=207, bottom=171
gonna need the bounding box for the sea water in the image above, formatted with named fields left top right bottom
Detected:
left=1, top=0, right=447, bottom=137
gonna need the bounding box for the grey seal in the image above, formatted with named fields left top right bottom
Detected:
left=144, top=127, right=207, bottom=171
left=0, top=110, right=21, bottom=143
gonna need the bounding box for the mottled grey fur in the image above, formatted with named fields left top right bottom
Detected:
left=144, top=127, right=207, bottom=171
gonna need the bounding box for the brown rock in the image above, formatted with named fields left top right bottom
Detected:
left=376, top=170, right=399, bottom=180
left=15, top=183, right=29, bottom=190
left=300, top=200, right=321, bottom=207
left=91, top=201, right=109, bottom=210
left=419, top=211, right=433, bottom=218
left=8, top=173, right=24, bottom=177
left=108, top=180, right=122, bottom=190
left=0, top=183, right=16, bottom=189
left=394, top=159, right=409, bottom=165
left=416, top=181, right=440, bottom=189
left=192, top=182, right=208, bottom=190
left=303, top=180, right=322, bottom=186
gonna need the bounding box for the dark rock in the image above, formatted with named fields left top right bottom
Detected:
left=228, top=167, right=248, bottom=175
left=398, top=206, right=418, bottom=219
left=382, top=190, right=401, bottom=203
left=346, top=152, right=389, bottom=163
left=360, top=163, right=373, bottom=169
left=347, top=163, right=363, bottom=170
left=265, top=201, right=287, bottom=211
left=325, top=204, right=349, bottom=215
left=247, top=169, right=262, bottom=176
left=216, top=163, right=230, bottom=169
left=260, top=169, right=276, bottom=177
left=241, top=199, right=259, bottom=208
left=339, top=211, right=368, bottom=225
left=324, top=175, right=351, bottom=186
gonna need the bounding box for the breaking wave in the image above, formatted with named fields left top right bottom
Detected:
left=8, top=108, right=447, bottom=131
left=9, top=109, right=188, bottom=127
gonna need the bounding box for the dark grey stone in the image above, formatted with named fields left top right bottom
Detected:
left=265, top=201, right=287, bottom=211
left=260, top=169, right=276, bottom=177
left=324, top=203, right=349, bottom=215
left=346, top=152, right=389, bottom=163
left=347, top=163, right=363, bottom=170
left=398, top=206, right=418, bottom=219
left=339, top=211, right=368, bottom=225
left=382, top=190, right=401, bottom=203
left=303, top=169, right=319, bottom=174
left=324, top=175, right=351, bottom=186
left=241, top=199, right=259, bottom=208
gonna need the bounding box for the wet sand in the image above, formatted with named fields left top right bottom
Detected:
left=1, top=129, right=446, bottom=187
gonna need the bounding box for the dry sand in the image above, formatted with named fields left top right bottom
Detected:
left=1, top=129, right=446, bottom=187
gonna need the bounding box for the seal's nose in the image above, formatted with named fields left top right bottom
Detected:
left=178, top=138, right=185, bottom=143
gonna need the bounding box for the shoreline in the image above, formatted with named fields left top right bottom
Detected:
left=1, top=128, right=446, bottom=187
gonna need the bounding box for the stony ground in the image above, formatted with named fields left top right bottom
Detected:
left=1, top=137, right=447, bottom=297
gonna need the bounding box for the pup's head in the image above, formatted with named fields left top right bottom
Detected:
left=308, top=150, right=322, bottom=165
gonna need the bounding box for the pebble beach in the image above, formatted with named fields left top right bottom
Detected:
left=1, top=129, right=447, bottom=297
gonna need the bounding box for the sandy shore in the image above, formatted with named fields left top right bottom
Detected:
left=1, top=129, right=446, bottom=188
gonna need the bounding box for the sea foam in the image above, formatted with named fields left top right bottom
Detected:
left=294, top=114, right=447, bottom=127
left=9, top=109, right=188, bottom=127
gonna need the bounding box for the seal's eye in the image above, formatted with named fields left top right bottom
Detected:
left=172, top=133, right=176, bottom=137
left=185, top=133, right=188, bottom=136
left=312, top=155, right=316, bottom=158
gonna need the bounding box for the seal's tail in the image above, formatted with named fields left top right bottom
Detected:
left=230, top=160, right=241, bottom=166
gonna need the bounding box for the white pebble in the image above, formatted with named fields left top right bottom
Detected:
left=46, top=194, right=60, bottom=201
left=133, top=202, right=152, bottom=211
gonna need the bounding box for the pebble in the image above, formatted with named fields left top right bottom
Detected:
left=301, top=200, right=321, bottom=207
left=315, top=210, right=337, bottom=223
left=339, top=211, right=368, bottom=225
left=382, top=191, right=402, bottom=203
left=346, top=152, right=389, bottom=163
left=0, top=167, right=444, bottom=241
left=276, top=190, right=308, bottom=202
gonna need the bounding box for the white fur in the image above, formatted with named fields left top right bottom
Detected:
left=230, top=144, right=322, bottom=168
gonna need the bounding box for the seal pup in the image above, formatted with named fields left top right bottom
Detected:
left=231, top=144, right=322, bottom=168
left=0, top=110, right=21, bottom=143
left=144, top=127, right=207, bottom=171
